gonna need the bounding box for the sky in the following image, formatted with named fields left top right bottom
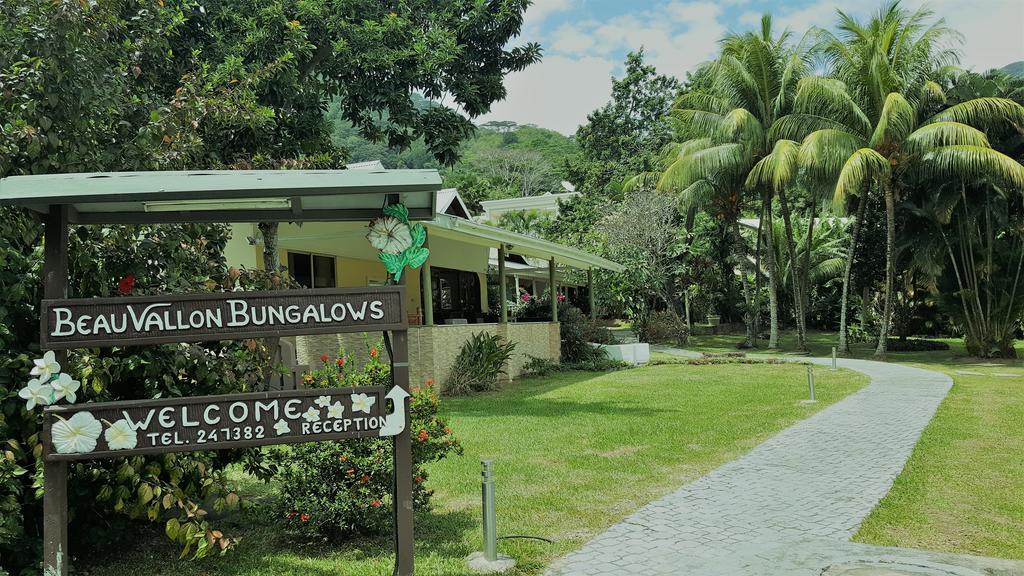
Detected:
left=474, top=0, right=1024, bottom=135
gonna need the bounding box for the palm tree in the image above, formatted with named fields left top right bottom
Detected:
left=637, top=15, right=812, bottom=348
left=767, top=2, right=1024, bottom=356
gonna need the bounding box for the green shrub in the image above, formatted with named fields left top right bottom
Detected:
left=846, top=323, right=872, bottom=343
left=558, top=306, right=610, bottom=363
left=444, top=332, right=517, bottom=395
left=643, top=310, right=689, bottom=346
left=520, top=355, right=629, bottom=377
left=261, top=343, right=461, bottom=538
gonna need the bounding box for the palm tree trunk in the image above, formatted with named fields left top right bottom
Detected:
left=801, top=208, right=816, bottom=333
left=733, top=221, right=755, bottom=347
left=764, top=214, right=780, bottom=349
left=777, top=187, right=808, bottom=350
left=874, top=180, right=896, bottom=357
left=838, top=193, right=868, bottom=353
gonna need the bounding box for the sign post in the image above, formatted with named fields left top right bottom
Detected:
left=39, top=281, right=415, bottom=575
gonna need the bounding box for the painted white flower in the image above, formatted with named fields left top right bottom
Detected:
left=31, top=351, right=61, bottom=381
left=104, top=419, right=138, bottom=450
left=366, top=216, right=413, bottom=254
left=19, top=378, right=53, bottom=410
left=327, top=401, right=345, bottom=419
left=314, top=395, right=331, bottom=408
left=273, top=419, right=290, bottom=436
left=351, top=393, right=376, bottom=414
left=302, top=407, right=321, bottom=423
left=52, top=412, right=102, bottom=454
left=50, top=373, right=81, bottom=404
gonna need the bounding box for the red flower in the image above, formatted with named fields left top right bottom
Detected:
left=286, top=511, right=297, bottom=518
left=417, top=430, right=429, bottom=443
left=117, top=275, right=136, bottom=295
left=520, top=292, right=531, bottom=303
left=425, top=378, right=434, bottom=387
left=300, top=513, right=310, bottom=522
left=336, top=357, right=345, bottom=367
left=370, top=347, right=379, bottom=358
left=319, top=354, right=329, bottom=363
left=414, top=475, right=424, bottom=484
left=443, top=426, right=452, bottom=435
left=370, top=499, right=382, bottom=507
left=557, top=293, right=566, bottom=303
left=360, top=475, right=370, bottom=484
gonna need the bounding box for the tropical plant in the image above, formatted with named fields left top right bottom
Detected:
left=767, top=2, right=1024, bottom=355
left=443, top=333, right=517, bottom=395
left=635, top=15, right=813, bottom=349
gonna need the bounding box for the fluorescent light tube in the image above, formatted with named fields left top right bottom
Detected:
left=143, top=198, right=291, bottom=212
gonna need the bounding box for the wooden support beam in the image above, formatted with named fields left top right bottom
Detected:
left=42, top=205, right=69, bottom=576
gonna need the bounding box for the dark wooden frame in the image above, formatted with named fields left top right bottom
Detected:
left=38, top=204, right=416, bottom=576
left=43, top=385, right=389, bottom=461
left=40, top=286, right=406, bottom=349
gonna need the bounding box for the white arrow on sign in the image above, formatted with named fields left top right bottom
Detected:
left=378, top=385, right=410, bottom=437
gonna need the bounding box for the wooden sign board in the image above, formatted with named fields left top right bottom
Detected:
left=42, top=385, right=409, bottom=462
left=40, top=286, right=406, bottom=350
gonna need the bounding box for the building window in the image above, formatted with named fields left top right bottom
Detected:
left=286, top=251, right=336, bottom=288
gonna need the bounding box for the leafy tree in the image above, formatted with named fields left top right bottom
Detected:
left=567, top=50, right=681, bottom=196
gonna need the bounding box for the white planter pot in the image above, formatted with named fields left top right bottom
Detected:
left=590, top=342, right=649, bottom=365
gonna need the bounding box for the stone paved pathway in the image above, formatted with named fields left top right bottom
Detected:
left=545, top=356, right=1024, bottom=575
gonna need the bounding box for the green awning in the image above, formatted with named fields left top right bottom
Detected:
left=0, top=169, right=442, bottom=224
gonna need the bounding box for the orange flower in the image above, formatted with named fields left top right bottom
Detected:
left=443, top=426, right=452, bottom=435
left=425, top=378, right=434, bottom=387
left=336, top=357, right=345, bottom=367
left=319, top=354, right=329, bottom=363
left=370, top=499, right=382, bottom=507
left=300, top=513, right=310, bottom=522
left=369, top=347, right=379, bottom=358
left=414, top=475, right=424, bottom=484
left=417, top=430, right=429, bottom=442
left=360, top=475, right=370, bottom=484
left=345, top=468, right=355, bottom=476
left=339, top=454, right=348, bottom=462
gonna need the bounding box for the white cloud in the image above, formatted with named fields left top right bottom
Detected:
left=760, top=0, right=1024, bottom=71
left=550, top=22, right=598, bottom=54
left=521, top=0, right=576, bottom=38
left=476, top=55, right=616, bottom=135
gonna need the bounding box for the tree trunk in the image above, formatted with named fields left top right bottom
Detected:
left=733, top=221, right=755, bottom=348
left=258, top=221, right=282, bottom=388
left=875, top=181, right=896, bottom=357
left=838, top=193, right=868, bottom=353
left=800, top=208, right=815, bottom=333
left=763, top=207, right=780, bottom=349
left=776, top=187, right=807, bottom=350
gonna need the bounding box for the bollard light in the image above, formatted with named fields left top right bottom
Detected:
left=831, top=346, right=837, bottom=371
left=466, top=460, right=516, bottom=573
left=807, top=365, right=816, bottom=402
left=481, top=459, right=497, bottom=561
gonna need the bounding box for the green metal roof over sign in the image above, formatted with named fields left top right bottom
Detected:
left=0, top=169, right=441, bottom=224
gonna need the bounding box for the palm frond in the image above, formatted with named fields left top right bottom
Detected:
left=868, top=92, right=915, bottom=148
left=799, top=129, right=865, bottom=184
left=925, top=97, right=1024, bottom=131
left=658, top=143, right=747, bottom=193
left=902, top=122, right=989, bottom=157
left=920, top=145, right=1024, bottom=189
left=770, top=114, right=858, bottom=142
left=746, top=139, right=799, bottom=192
left=834, top=148, right=890, bottom=209
left=793, top=77, right=872, bottom=137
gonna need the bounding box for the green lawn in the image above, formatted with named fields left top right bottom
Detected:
left=683, top=328, right=1024, bottom=560
left=78, top=362, right=866, bottom=576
